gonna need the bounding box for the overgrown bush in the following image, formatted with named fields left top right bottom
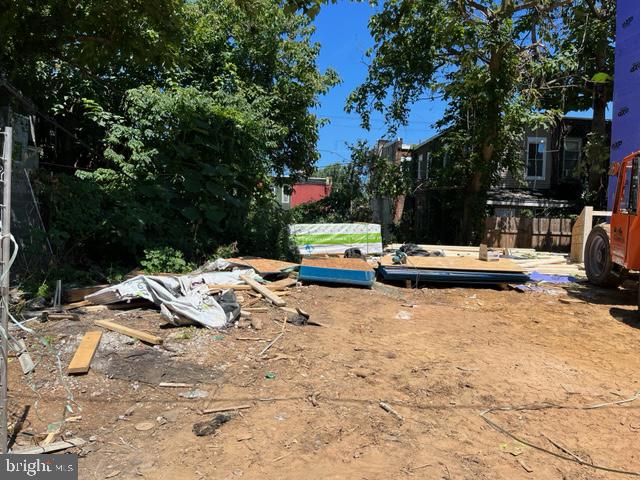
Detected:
left=140, top=247, right=193, bottom=274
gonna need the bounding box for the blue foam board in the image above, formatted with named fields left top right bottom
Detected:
left=299, top=265, right=375, bottom=287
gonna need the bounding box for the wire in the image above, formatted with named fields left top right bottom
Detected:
left=480, top=393, right=640, bottom=477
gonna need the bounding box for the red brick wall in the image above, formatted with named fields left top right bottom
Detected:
left=290, top=182, right=332, bottom=207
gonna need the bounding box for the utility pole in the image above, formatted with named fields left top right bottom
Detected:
left=0, top=126, right=12, bottom=454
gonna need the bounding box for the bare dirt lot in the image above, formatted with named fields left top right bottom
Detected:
left=8, top=281, right=640, bottom=479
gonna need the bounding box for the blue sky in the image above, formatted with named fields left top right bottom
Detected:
left=310, top=2, right=598, bottom=169
left=311, top=1, right=447, bottom=167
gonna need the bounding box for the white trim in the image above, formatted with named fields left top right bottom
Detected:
left=417, top=154, right=423, bottom=179
left=281, top=189, right=291, bottom=204
left=525, top=136, right=547, bottom=180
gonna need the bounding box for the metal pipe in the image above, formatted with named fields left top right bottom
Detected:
left=0, top=126, right=12, bottom=453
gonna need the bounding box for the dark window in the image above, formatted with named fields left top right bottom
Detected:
left=526, top=138, right=545, bottom=179
left=562, top=138, right=581, bottom=178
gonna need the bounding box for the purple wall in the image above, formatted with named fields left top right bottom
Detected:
left=608, top=1, right=640, bottom=208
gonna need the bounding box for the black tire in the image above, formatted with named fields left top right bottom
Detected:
left=584, top=224, right=624, bottom=288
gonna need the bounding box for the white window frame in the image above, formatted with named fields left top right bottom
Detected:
left=525, top=137, right=547, bottom=181
left=562, top=137, right=582, bottom=178
left=281, top=188, right=291, bottom=204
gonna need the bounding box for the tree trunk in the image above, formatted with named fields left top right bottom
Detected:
left=392, top=194, right=405, bottom=226
left=588, top=81, right=608, bottom=207
left=459, top=170, right=483, bottom=245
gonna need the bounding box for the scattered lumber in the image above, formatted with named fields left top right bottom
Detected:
left=159, top=382, right=194, bottom=388
left=62, top=300, right=92, bottom=310
left=268, top=277, right=297, bottom=291
left=13, top=438, right=85, bottom=454
left=240, top=310, right=252, bottom=319
left=63, top=285, right=109, bottom=303
left=200, top=404, right=251, bottom=414
left=44, top=313, right=80, bottom=321
left=67, top=331, right=102, bottom=374
left=207, top=284, right=252, bottom=292
left=94, top=319, right=162, bottom=345
left=240, top=275, right=286, bottom=307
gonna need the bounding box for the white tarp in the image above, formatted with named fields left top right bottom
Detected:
left=289, top=223, right=383, bottom=255
left=86, top=270, right=258, bottom=329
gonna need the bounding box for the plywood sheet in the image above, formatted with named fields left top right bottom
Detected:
left=302, top=257, right=374, bottom=272
left=226, top=257, right=298, bottom=274
left=379, top=255, right=525, bottom=273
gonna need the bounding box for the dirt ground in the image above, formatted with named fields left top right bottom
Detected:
left=8, top=279, right=640, bottom=479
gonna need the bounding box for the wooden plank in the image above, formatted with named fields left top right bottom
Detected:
left=94, top=319, right=162, bottom=345
left=201, top=404, right=251, bottom=414
left=13, top=438, right=85, bottom=454
left=239, top=275, right=286, bottom=307
left=226, top=257, right=299, bottom=274
left=207, top=284, right=252, bottom=292
left=63, top=300, right=92, bottom=310
left=67, top=331, right=102, bottom=374
left=267, top=277, right=298, bottom=290
left=379, top=255, right=525, bottom=273
left=63, top=285, right=109, bottom=303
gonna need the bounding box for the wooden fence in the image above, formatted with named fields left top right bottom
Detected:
left=484, top=216, right=574, bottom=251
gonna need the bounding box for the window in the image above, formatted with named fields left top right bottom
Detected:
left=619, top=157, right=639, bottom=214
left=526, top=137, right=546, bottom=180
left=417, top=154, right=423, bottom=180
left=562, top=138, right=581, bottom=178
left=425, top=152, right=431, bottom=179
left=281, top=188, right=291, bottom=204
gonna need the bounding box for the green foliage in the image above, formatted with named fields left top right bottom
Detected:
left=36, top=282, right=51, bottom=300
left=348, top=0, right=570, bottom=242
left=3, top=0, right=337, bottom=285
left=140, top=247, right=193, bottom=274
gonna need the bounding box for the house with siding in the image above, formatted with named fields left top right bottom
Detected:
left=379, top=116, right=610, bottom=243
left=272, top=177, right=333, bottom=210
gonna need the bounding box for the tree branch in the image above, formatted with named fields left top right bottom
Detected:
left=514, top=0, right=572, bottom=12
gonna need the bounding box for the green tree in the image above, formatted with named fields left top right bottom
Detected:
left=347, top=0, right=567, bottom=243
left=553, top=0, right=615, bottom=206
left=3, top=0, right=338, bottom=279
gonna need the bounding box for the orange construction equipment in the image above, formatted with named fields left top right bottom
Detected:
left=585, top=150, right=640, bottom=290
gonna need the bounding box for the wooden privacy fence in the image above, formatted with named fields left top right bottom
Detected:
left=484, top=216, right=574, bottom=250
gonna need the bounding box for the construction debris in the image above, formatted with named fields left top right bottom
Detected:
left=240, top=274, right=286, bottom=307
left=94, top=319, right=162, bottom=345
left=193, top=413, right=233, bottom=436
left=67, top=331, right=102, bottom=374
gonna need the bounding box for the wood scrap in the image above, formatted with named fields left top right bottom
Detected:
left=240, top=274, right=286, bottom=307
left=13, top=438, right=85, bottom=454
left=62, top=300, right=92, bottom=310
left=200, top=404, right=251, bottom=414
left=244, top=307, right=268, bottom=312
left=67, top=331, right=102, bottom=374
left=63, top=285, right=109, bottom=303
left=235, top=337, right=268, bottom=341
left=268, top=277, right=298, bottom=290
left=240, top=310, right=252, bottom=319
left=159, top=382, right=194, bottom=388
left=15, top=339, right=35, bottom=375
left=94, top=319, right=162, bottom=345
left=241, top=296, right=263, bottom=308
left=207, top=284, right=251, bottom=292
left=44, top=313, right=80, bottom=321
left=259, top=332, right=284, bottom=356
left=379, top=401, right=404, bottom=422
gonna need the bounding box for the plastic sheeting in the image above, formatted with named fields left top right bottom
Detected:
left=86, top=270, right=259, bottom=329
left=289, top=223, right=383, bottom=255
